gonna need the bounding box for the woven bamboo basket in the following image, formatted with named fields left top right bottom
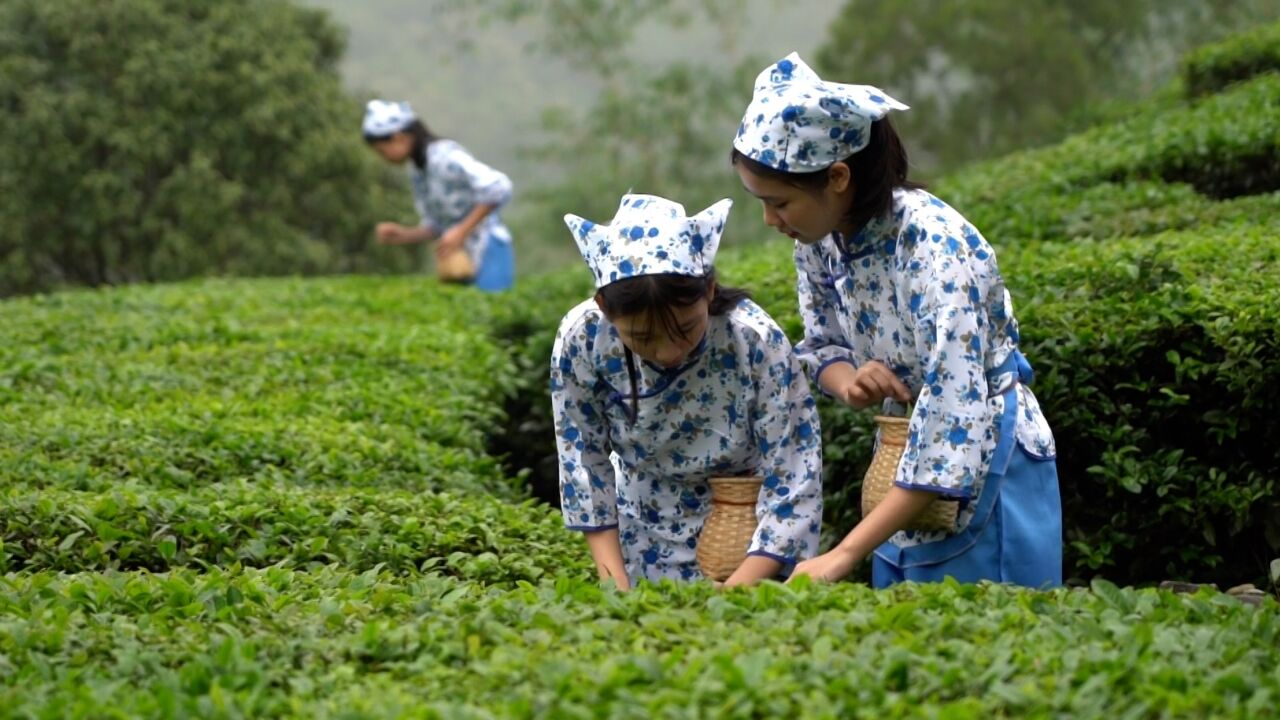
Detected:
left=861, top=414, right=959, bottom=532
left=696, top=476, right=762, bottom=581
left=436, top=248, right=475, bottom=283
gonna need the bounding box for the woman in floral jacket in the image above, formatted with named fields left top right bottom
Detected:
left=732, top=53, right=1062, bottom=589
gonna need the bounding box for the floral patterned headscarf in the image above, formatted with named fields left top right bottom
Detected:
left=564, top=193, right=732, bottom=289
left=734, top=52, right=908, bottom=173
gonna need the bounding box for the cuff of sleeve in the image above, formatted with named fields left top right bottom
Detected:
left=746, top=549, right=796, bottom=566
left=565, top=523, right=619, bottom=532
left=812, top=356, right=856, bottom=396
left=893, top=481, right=972, bottom=509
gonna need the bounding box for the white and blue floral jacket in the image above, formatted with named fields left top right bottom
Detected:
left=795, top=188, right=1056, bottom=547
left=550, top=297, right=823, bottom=582
left=408, top=139, right=513, bottom=263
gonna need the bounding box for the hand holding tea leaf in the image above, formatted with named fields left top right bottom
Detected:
left=787, top=546, right=859, bottom=584
left=819, top=360, right=911, bottom=410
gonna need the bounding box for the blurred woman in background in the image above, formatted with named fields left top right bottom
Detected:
left=363, top=99, right=516, bottom=291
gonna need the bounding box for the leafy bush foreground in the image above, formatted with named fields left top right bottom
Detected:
left=1, top=570, right=1276, bottom=718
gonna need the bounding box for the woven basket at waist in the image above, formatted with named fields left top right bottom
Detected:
left=862, top=415, right=959, bottom=532
left=697, top=476, right=763, bottom=581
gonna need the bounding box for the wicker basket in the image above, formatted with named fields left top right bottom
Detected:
left=696, top=476, right=762, bottom=581
left=436, top=248, right=475, bottom=283
left=861, top=414, right=959, bottom=532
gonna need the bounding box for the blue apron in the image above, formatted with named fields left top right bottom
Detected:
left=473, top=233, right=515, bottom=292
left=871, top=350, right=1063, bottom=589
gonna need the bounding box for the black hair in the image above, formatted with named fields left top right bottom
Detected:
left=731, top=116, right=924, bottom=241
left=364, top=119, right=440, bottom=170
left=595, top=269, right=749, bottom=424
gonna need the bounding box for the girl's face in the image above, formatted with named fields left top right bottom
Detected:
left=735, top=161, right=853, bottom=244
left=370, top=132, right=414, bottom=163
left=603, top=297, right=711, bottom=369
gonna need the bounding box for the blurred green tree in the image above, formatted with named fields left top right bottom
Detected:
left=465, top=0, right=779, bottom=269
left=816, top=0, right=1280, bottom=176
left=0, top=0, right=413, bottom=297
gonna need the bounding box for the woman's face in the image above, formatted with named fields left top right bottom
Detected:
left=370, top=132, right=414, bottom=163
left=735, top=161, right=853, bottom=244
left=604, top=298, right=711, bottom=369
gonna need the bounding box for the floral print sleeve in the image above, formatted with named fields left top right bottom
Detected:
left=549, top=303, right=617, bottom=530
left=439, top=142, right=513, bottom=208
left=411, top=140, right=515, bottom=265
left=746, top=320, right=824, bottom=563
left=896, top=222, right=1000, bottom=497
left=793, top=241, right=857, bottom=386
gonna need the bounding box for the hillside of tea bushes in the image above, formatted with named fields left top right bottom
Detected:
left=495, top=22, right=1280, bottom=588
left=3, top=24, right=1279, bottom=718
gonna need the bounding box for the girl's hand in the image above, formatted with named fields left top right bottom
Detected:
left=603, top=574, right=632, bottom=592
left=584, top=529, right=630, bottom=591
left=826, top=360, right=911, bottom=410
left=787, top=546, right=859, bottom=584
left=437, top=225, right=467, bottom=259
left=375, top=222, right=406, bottom=244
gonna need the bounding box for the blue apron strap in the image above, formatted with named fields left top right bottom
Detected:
left=986, top=349, right=1033, bottom=394
left=1014, top=349, right=1034, bottom=386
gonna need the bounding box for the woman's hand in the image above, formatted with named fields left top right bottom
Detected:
left=820, top=360, right=911, bottom=410
left=584, top=529, right=631, bottom=591
left=373, top=221, right=399, bottom=243
left=437, top=225, right=468, bottom=259
left=789, top=487, right=938, bottom=586
left=603, top=572, right=632, bottom=592
left=787, top=546, right=860, bottom=584
left=376, top=222, right=434, bottom=246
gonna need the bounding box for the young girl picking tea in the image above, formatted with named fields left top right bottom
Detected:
left=550, top=193, right=823, bottom=588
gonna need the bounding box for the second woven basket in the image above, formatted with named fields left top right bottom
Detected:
left=861, top=414, right=959, bottom=532
left=436, top=249, right=476, bottom=283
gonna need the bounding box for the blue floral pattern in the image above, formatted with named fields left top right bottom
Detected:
left=565, top=194, right=732, bottom=288
left=550, top=298, right=824, bottom=582
left=734, top=52, right=908, bottom=173
left=794, top=188, right=1056, bottom=547
left=409, top=140, right=513, bottom=264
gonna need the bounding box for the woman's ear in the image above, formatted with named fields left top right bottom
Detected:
left=593, top=291, right=607, bottom=315
left=707, top=279, right=718, bottom=303
left=827, top=161, right=852, bottom=194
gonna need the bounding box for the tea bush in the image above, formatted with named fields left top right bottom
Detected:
left=1, top=570, right=1275, bottom=717
left=0, top=277, right=517, bottom=497
left=1184, top=20, right=1280, bottom=96
left=938, top=71, right=1280, bottom=213
left=0, top=480, right=588, bottom=582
